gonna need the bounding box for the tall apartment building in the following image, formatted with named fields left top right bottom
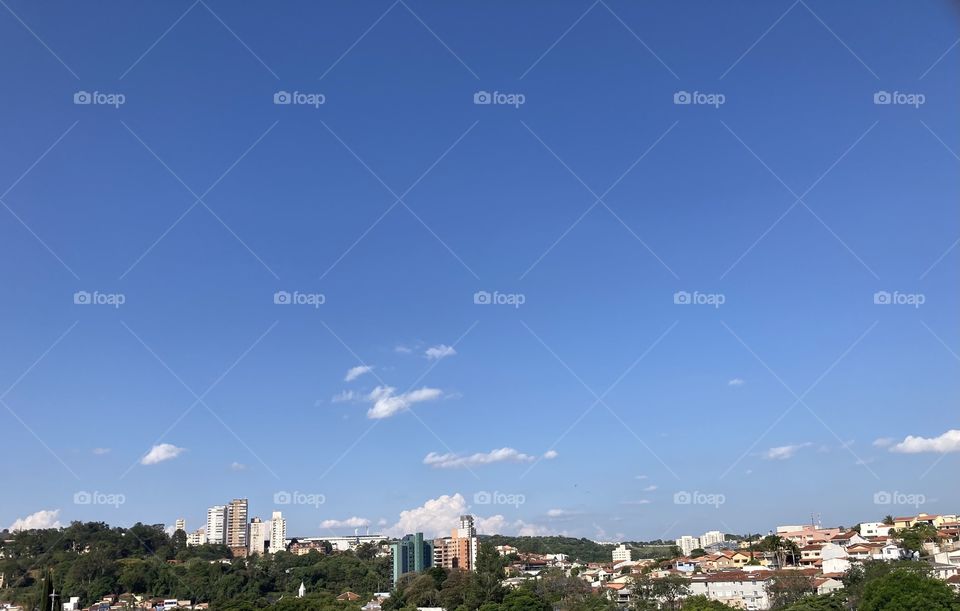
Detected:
left=392, top=532, right=432, bottom=584
left=206, top=505, right=228, bottom=545
left=248, top=517, right=267, bottom=555
left=434, top=515, right=478, bottom=571
left=227, top=498, right=249, bottom=548
left=700, top=530, right=726, bottom=548
left=269, top=511, right=287, bottom=554
left=676, top=535, right=701, bottom=556
left=612, top=543, right=632, bottom=563
left=187, top=528, right=207, bottom=546
left=174, top=518, right=186, bottom=533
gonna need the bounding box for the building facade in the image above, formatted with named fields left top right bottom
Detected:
left=612, top=544, right=632, bottom=563
left=248, top=517, right=267, bottom=555
left=433, top=515, right=478, bottom=571
left=227, top=498, right=249, bottom=548
left=206, top=505, right=228, bottom=545
left=269, top=511, right=287, bottom=554
left=392, top=532, right=433, bottom=584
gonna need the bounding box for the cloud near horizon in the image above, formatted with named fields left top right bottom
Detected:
left=321, top=517, right=371, bottom=529
left=386, top=493, right=551, bottom=538
left=9, top=509, right=61, bottom=531
left=889, top=429, right=960, bottom=454
left=141, top=443, right=186, bottom=465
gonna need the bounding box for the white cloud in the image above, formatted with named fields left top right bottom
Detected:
left=873, top=437, right=894, bottom=448
left=547, top=509, right=582, bottom=518
left=424, top=447, right=536, bottom=469
left=763, top=442, right=812, bottom=460
left=366, top=385, right=443, bottom=419
left=635, top=474, right=649, bottom=480
left=332, top=389, right=360, bottom=403
left=642, top=485, right=658, bottom=492
left=394, top=344, right=414, bottom=354
left=345, top=365, right=374, bottom=382
left=321, top=517, right=371, bottom=530
left=9, top=509, right=61, bottom=531
left=890, top=430, right=960, bottom=454
left=385, top=493, right=552, bottom=538
left=230, top=462, right=247, bottom=471
left=92, top=448, right=110, bottom=455
left=425, top=344, right=456, bottom=360
left=543, top=450, right=559, bottom=460
left=621, top=500, right=652, bottom=505
left=141, top=443, right=186, bottom=465
left=728, top=378, right=745, bottom=386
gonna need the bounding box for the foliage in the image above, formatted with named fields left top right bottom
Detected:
left=893, top=523, right=939, bottom=554
left=858, top=567, right=959, bottom=611
left=767, top=572, right=816, bottom=609
left=680, top=595, right=734, bottom=609
left=483, top=535, right=674, bottom=563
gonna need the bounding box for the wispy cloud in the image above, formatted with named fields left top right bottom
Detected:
left=889, top=429, right=960, bottom=454
left=230, top=462, right=247, bottom=471
left=728, top=378, right=745, bottom=386
left=345, top=365, right=374, bottom=382
left=332, top=389, right=361, bottom=403
left=547, top=508, right=581, bottom=518
left=367, top=385, right=443, bottom=419
left=873, top=437, right=894, bottom=448
left=543, top=450, right=559, bottom=460
left=763, top=442, right=812, bottom=460
left=621, top=499, right=652, bottom=505
left=141, top=443, right=186, bottom=465
left=425, top=344, right=456, bottom=360
left=642, top=485, right=658, bottom=492
left=321, top=517, right=371, bottom=529
left=424, top=447, right=537, bottom=469
left=92, top=447, right=110, bottom=455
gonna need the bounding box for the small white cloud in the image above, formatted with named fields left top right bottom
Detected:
left=321, top=517, right=371, bottom=530
left=635, top=474, right=649, bottom=480
left=543, top=450, right=559, bottom=460
left=424, top=447, right=536, bottom=469
left=873, top=437, right=894, bottom=448
left=92, top=448, right=110, bottom=455
left=642, top=485, right=658, bottom=492
left=9, top=509, right=61, bottom=531
left=230, top=462, right=247, bottom=471
left=621, top=500, right=652, bottom=505
left=890, top=430, right=960, bottom=454
left=345, top=365, right=374, bottom=382
left=394, top=344, right=414, bottom=354
left=763, top=442, right=812, bottom=460
left=332, top=389, right=360, bottom=403
left=728, top=378, right=745, bottom=386
left=366, top=385, right=443, bottom=419
left=140, top=443, right=185, bottom=465
left=425, top=344, right=456, bottom=360
left=547, top=508, right=580, bottom=518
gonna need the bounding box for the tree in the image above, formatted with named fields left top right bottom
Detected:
left=681, top=595, right=735, bottom=610
left=500, top=588, right=551, bottom=611
left=766, top=572, right=816, bottom=609
left=689, top=548, right=707, bottom=558
left=882, top=515, right=894, bottom=525
left=894, top=523, right=938, bottom=554
left=755, top=536, right=800, bottom=566
left=859, top=568, right=958, bottom=610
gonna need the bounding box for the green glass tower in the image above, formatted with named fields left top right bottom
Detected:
left=391, top=532, right=433, bottom=583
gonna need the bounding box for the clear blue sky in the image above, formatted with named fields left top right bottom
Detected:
left=2, top=0, right=958, bottom=541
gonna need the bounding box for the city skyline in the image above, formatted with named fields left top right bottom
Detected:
left=2, top=0, right=959, bottom=543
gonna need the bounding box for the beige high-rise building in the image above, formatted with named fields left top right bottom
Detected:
left=433, top=515, right=478, bottom=571
left=227, top=498, right=249, bottom=548
left=248, top=517, right=267, bottom=555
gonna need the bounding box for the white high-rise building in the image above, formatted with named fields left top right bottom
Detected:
left=676, top=535, right=701, bottom=556
left=701, top=530, right=725, bottom=548
left=174, top=518, right=186, bottom=533
left=249, top=517, right=267, bottom=555
left=269, top=511, right=286, bottom=554
left=612, top=543, right=632, bottom=563
left=187, top=527, right=207, bottom=546
left=207, top=505, right=228, bottom=545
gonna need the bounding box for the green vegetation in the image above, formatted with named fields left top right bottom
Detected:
left=0, top=522, right=388, bottom=610
left=483, top=535, right=675, bottom=563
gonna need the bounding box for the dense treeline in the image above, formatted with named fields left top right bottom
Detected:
left=482, top=536, right=675, bottom=563
left=0, top=522, right=388, bottom=609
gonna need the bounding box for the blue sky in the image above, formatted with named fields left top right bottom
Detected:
left=1, top=0, right=958, bottom=541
